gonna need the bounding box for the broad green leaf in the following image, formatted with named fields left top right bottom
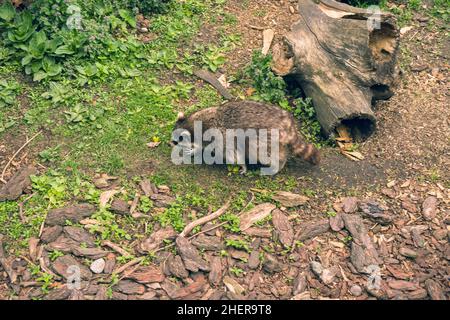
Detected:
left=0, top=2, right=15, bottom=22
left=118, top=9, right=136, bottom=28
left=21, top=55, right=33, bottom=66
left=55, top=45, right=74, bottom=55
left=33, top=70, right=47, bottom=82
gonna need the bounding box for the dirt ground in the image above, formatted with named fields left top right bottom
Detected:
left=0, top=0, right=448, bottom=300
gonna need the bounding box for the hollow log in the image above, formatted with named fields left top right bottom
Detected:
left=272, top=0, right=400, bottom=140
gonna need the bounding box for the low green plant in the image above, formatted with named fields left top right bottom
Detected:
left=293, top=97, right=323, bottom=145
left=202, top=45, right=226, bottom=72
left=0, top=78, right=20, bottom=108
left=48, top=250, right=64, bottom=261
left=89, top=208, right=131, bottom=240
left=225, top=238, right=250, bottom=252
left=39, top=146, right=61, bottom=163
left=230, top=266, right=245, bottom=276
left=245, top=51, right=287, bottom=105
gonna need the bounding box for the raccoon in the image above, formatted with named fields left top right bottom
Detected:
left=171, top=100, right=320, bottom=175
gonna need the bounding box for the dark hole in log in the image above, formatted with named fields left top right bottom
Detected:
left=340, top=117, right=376, bottom=141
left=371, top=84, right=393, bottom=103
left=369, top=23, right=397, bottom=63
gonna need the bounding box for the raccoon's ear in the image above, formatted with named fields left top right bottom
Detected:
left=176, top=112, right=185, bottom=121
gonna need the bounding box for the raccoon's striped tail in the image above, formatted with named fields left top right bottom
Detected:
left=292, top=140, right=321, bottom=165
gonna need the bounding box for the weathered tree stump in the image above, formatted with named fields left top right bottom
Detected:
left=272, top=0, right=400, bottom=140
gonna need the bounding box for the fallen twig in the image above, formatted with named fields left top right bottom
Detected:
left=18, top=193, right=35, bottom=223
left=129, top=192, right=140, bottom=215
left=102, top=240, right=132, bottom=257
left=111, top=256, right=145, bottom=276
left=154, top=193, right=254, bottom=253
left=1, top=131, right=42, bottom=184
left=179, top=200, right=231, bottom=237
left=194, top=69, right=235, bottom=100
left=0, top=234, right=18, bottom=283
left=246, top=24, right=266, bottom=31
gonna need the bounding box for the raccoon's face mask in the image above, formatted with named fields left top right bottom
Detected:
left=171, top=130, right=202, bottom=156
left=172, top=113, right=202, bottom=157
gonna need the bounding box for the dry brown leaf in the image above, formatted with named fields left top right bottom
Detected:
left=147, top=141, right=161, bottom=149
left=93, top=173, right=118, bottom=189
left=336, top=125, right=352, bottom=142
left=262, top=29, right=275, bottom=55
left=99, top=189, right=119, bottom=208
left=239, top=203, right=276, bottom=231
left=218, top=74, right=230, bottom=89
left=342, top=150, right=365, bottom=161
left=246, top=87, right=256, bottom=96
left=272, top=191, right=309, bottom=207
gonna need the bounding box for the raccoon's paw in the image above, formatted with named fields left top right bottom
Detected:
left=239, top=164, right=248, bottom=175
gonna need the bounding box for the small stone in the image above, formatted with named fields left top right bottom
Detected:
left=289, top=5, right=295, bottom=14
left=90, top=258, right=106, bottom=274
left=350, top=285, right=362, bottom=297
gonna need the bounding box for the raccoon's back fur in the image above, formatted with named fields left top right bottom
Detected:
left=173, top=100, right=320, bottom=173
